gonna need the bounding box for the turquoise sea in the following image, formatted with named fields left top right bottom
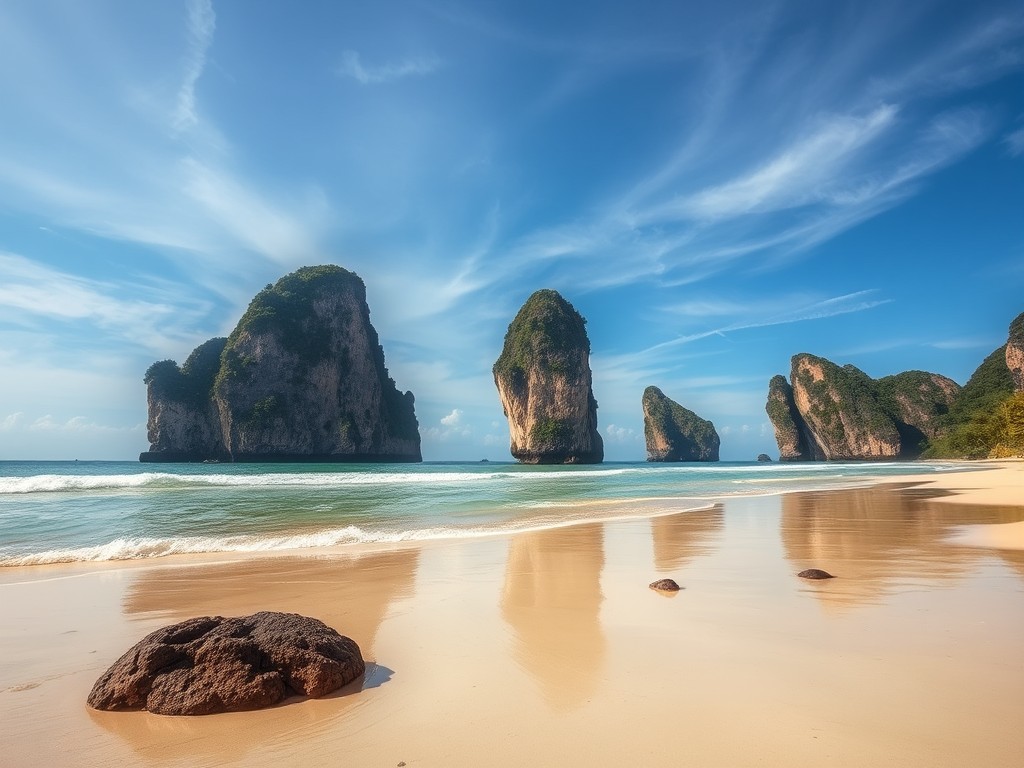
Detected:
left=0, top=460, right=976, bottom=566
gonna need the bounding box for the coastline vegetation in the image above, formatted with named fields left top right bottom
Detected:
left=923, top=346, right=1020, bottom=459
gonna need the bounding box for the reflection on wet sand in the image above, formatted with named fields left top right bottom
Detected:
left=782, top=485, right=1024, bottom=610
left=93, top=550, right=419, bottom=764
left=501, top=524, right=605, bottom=712
left=123, top=550, right=419, bottom=654
left=650, top=505, right=724, bottom=572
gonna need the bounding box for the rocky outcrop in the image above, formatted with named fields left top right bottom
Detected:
left=642, top=386, right=719, bottom=462
left=765, top=354, right=960, bottom=461
left=1008, top=312, right=1024, bottom=392
left=493, top=289, right=602, bottom=464
left=649, top=578, right=681, bottom=592
left=765, top=375, right=822, bottom=461
left=797, top=569, right=834, bottom=580
left=875, top=370, right=961, bottom=444
left=756, top=454, right=772, bottom=462
left=141, top=266, right=420, bottom=463
left=87, top=612, right=364, bottom=715
left=143, top=338, right=228, bottom=461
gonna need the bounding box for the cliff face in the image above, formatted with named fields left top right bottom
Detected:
left=143, top=338, right=228, bottom=461
left=142, top=266, right=420, bottom=463
left=765, top=354, right=961, bottom=461
left=1007, top=312, right=1024, bottom=392
left=765, top=375, right=820, bottom=461
left=791, top=355, right=901, bottom=460
left=642, top=386, right=719, bottom=462
left=875, top=371, right=960, bottom=442
left=493, top=290, right=603, bottom=464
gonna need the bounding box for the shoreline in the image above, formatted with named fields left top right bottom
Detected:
left=2, top=461, right=1023, bottom=767
left=0, top=459, right=998, bottom=571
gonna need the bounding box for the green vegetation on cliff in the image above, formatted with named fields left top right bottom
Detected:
left=874, top=371, right=952, bottom=421
left=144, top=337, right=227, bottom=407
left=1010, top=313, right=1024, bottom=346
left=219, top=266, right=361, bottom=386
left=643, top=386, right=718, bottom=461
left=493, top=289, right=590, bottom=382
left=529, top=417, right=571, bottom=447
left=793, top=355, right=895, bottom=448
left=949, top=346, right=1015, bottom=423
left=765, top=375, right=799, bottom=433
left=923, top=346, right=1017, bottom=458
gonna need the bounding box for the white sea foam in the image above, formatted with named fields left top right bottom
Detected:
left=0, top=466, right=728, bottom=494
left=0, top=499, right=718, bottom=566
left=0, top=461, right=971, bottom=495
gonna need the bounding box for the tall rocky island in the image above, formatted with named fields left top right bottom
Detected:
left=642, top=386, right=719, bottom=462
left=141, top=265, right=421, bottom=463
left=493, top=289, right=603, bottom=464
left=765, top=355, right=960, bottom=461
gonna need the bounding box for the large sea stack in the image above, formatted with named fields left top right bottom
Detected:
left=141, top=265, right=421, bottom=463
left=642, top=386, right=719, bottom=462
left=493, top=289, right=603, bottom=464
left=765, top=354, right=960, bottom=461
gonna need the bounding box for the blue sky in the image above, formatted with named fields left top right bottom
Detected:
left=0, top=0, right=1021, bottom=461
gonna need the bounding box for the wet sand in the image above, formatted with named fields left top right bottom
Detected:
left=2, top=464, right=1024, bottom=767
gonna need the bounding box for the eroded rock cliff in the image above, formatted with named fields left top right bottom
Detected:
left=142, top=338, right=227, bottom=462
left=142, top=265, right=420, bottom=463
left=1007, top=312, right=1024, bottom=392
left=765, top=375, right=821, bottom=461
left=493, top=289, right=603, bottom=464
left=791, top=355, right=901, bottom=460
left=765, top=354, right=960, bottom=461
left=875, top=371, right=960, bottom=443
left=642, top=386, right=719, bottom=462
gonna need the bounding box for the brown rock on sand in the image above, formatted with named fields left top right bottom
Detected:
left=87, top=611, right=365, bottom=715
left=797, top=569, right=835, bottom=580
left=649, top=578, right=682, bottom=591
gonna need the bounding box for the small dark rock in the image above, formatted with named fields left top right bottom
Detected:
left=798, top=569, right=835, bottom=580
left=649, top=578, right=682, bottom=591
left=88, top=611, right=364, bottom=715
left=756, top=453, right=773, bottom=462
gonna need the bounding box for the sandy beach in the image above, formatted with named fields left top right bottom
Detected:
left=2, top=463, right=1024, bottom=767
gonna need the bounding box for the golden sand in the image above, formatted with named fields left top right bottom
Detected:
left=2, top=464, right=1023, bottom=767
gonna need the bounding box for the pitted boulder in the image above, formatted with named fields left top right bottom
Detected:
left=87, top=611, right=364, bottom=715
left=649, top=578, right=682, bottom=592
left=798, top=569, right=835, bottom=580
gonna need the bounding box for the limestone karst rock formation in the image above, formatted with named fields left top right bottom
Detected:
left=1007, top=312, right=1024, bottom=393
left=765, top=354, right=960, bottom=461
left=141, top=265, right=420, bottom=462
left=493, top=289, right=603, bottom=464
left=641, top=386, right=719, bottom=462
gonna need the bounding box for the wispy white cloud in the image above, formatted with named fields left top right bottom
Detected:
left=440, top=408, right=464, bottom=427
left=0, top=412, right=24, bottom=431
left=930, top=337, right=1002, bottom=350
left=175, top=0, right=216, bottom=131
left=592, top=290, right=892, bottom=393
left=646, top=105, right=898, bottom=223
left=0, top=252, right=213, bottom=353
left=336, top=50, right=441, bottom=84
left=604, top=424, right=641, bottom=444
left=29, top=415, right=143, bottom=434
left=1005, top=126, right=1024, bottom=156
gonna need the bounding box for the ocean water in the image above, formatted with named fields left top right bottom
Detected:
left=0, top=460, right=975, bottom=566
